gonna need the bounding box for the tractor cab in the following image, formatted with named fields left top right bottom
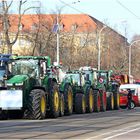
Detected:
left=66, top=70, right=85, bottom=87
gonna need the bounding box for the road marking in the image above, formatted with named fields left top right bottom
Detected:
left=86, top=123, right=140, bottom=140
left=103, top=127, right=140, bottom=140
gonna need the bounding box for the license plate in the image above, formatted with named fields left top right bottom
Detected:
left=0, top=90, right=23, bottom=110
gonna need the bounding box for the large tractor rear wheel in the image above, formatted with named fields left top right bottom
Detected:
left=27, top=89, right=46, bottom=120
left=100, top=91, right=107, bottom=112
left=93, top=90, right=100, bottom=112
left=106, top=92, right=114, bottom=110
left=49, top=82, right=60, bottom=118
left=86, top=87, right=94, bottom=113
left=75, top=93, right=86, bottom=114
left=113, top=92, right=120, bottom=110
left=64, top=84, right=73, bottom=115
left=59, top=94, right=64, bottom=117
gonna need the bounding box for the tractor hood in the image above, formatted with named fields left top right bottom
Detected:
left=7, top=75, right=28, bottom=85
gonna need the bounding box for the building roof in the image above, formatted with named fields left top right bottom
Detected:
left=5, top=14, right=97, bottom=33
left=89, top=16, right=127, bottom=41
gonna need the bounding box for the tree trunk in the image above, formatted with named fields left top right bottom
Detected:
left=7, top=44, right=12, bottom=54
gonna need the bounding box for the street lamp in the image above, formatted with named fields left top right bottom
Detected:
left=98, top=25, right=107, bottom=70
left=56, top=0, right=80, bottom=65
left=128, top=40, right=140, bottom=76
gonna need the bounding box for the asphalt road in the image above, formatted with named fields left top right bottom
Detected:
left=0, top=108, right=140, bottom=140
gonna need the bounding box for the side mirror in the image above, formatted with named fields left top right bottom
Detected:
left=3, top=74, right=7, bottom=80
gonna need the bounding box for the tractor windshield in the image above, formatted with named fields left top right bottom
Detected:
left=11, top=59, right=38, bottom=77
left=0, top=70, right=5, bottom=80
left=100, top=72, right=107, bottom=79
left=67, top=73, right=81, bottom=86
left=0, top=62, right=6, bottom=80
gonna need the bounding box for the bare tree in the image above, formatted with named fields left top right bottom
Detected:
left=0, top=0, right=37, bottom=54
left=130, top=35, right=140, bottom=78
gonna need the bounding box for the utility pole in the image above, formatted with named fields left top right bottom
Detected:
left=98, top=25, right=107, bottom=70
left=56, top=14, right=60, bottom=65
left=56, top=0, right=80, bottom=65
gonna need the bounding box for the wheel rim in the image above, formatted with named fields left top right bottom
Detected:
left=117, top=93, right=120, bottom=106
left=82, top=95, right=86, bottom=112
left=41, top=96, right=46, bottom=114
left=131, top=102, right=135, bottom=109
left=89, top=90, right=93, bottom=110
left=98, top=94, right=100, bottom=110
left=61, top=96, right=64, bottom=113
left=103, top=92, right=106, bottom=107
left=68, top=90, right=72, bottom=111
left=54, top=91, right=59, bottom=111
left=111, top=95, right=114, bottom=109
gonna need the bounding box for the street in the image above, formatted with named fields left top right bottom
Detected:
left=0, top=108, right=140, bottom=140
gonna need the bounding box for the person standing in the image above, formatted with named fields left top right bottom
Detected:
left=127, top=89, right=132, bottom=109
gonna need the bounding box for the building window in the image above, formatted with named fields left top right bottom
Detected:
left=71, top=24, right=78, bottom=31
left=31, top=23, right=38, bottom=30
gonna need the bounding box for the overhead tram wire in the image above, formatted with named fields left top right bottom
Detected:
left=58, top=0, right=85, bottom=15
left=116, top=0, right=140, bottom=21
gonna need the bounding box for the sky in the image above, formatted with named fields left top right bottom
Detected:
left=10, top=0, right=140, bottom=42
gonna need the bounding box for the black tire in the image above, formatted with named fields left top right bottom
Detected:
left=59, top=94, right=64, bottom=117
left=49, top=82, right=60, bottom=118
left=64, top=84, right=73, bottom=115
left=25, top=89, right=46, bottom=120
left=75, top=93, right=86, bottom=114
left=93, top=90, right=100, bottom=112
left=127, top=101, right=135, bottom=109
left=100, top=90, right=107, bottom=112
left=106, top=92, right=114, bottom=110
left=131, top=101, right=135, bottom=109
left=113, top=91, right=120, bottom=110
left=86, top=87, right=94, bottom=113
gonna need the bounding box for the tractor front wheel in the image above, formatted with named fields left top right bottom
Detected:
left=75, top=93, right=86, bottom=114
left=86, top=87, right=94, bottom=113
left=27, top=89, right=46, bottom=120
left=64, top=84, right=73, bottom=115
left=49, top=82, right=60, bottom=118
left=106, top=92, right=114, bottom=110
left=94, top=90, right=100, bottom=112
left=100, top=91, right=107, bottom=112
left=59, top=94, right=64, bottom=117
left=113, top=92, right=120, bottom=110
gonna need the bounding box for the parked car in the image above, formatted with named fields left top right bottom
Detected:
left=119, top=84, right=140, bottom=109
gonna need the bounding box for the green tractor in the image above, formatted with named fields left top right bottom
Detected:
left=97, top=70, right=120, bottom=110
left=0, top=56, right=64, bottom=119
left=79, top=66, right=107, bottom=112
left=60, top=70, right=94, bottom=114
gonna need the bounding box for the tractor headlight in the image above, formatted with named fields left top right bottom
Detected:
left=15, top=83, right=23, bottom=86
left=7, top=83, right=13, bottom=86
